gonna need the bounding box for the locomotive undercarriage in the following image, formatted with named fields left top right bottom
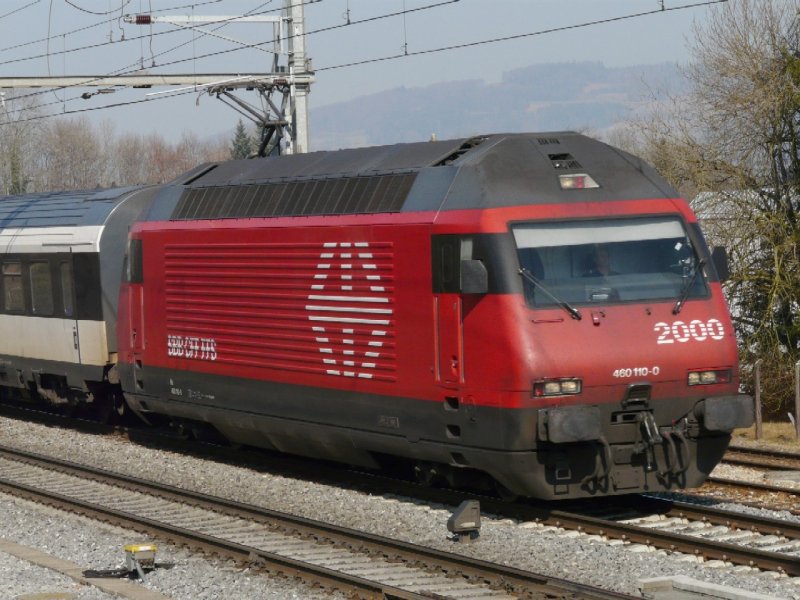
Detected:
left=120, top=362, right=752, bottom=500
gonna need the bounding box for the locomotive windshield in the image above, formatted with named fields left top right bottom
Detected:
left=512, top=216, right=708, bottom=307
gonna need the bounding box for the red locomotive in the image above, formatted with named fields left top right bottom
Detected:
left=113, top=132, right=752, bottom=499
left=0, top=132, right=749, bottom=499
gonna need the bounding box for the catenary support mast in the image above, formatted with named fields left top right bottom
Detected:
left=0, top=0, right=313, bottom=155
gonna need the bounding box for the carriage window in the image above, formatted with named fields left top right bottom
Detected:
left=30, top=262, right=54, bottom=315
left=2, top=262, right=24, bottom=312
left=60, top=262, right=74, bottom=317
left=512, top=216, right=708, bottom=307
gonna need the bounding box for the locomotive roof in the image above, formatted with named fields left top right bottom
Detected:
left=0, top=186, right=142, bottom=228
left=163, top=132, right=679, bottom=222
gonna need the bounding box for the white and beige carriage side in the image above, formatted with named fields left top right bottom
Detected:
left=0, top=187, right=155, bottom=399
left=0, top=225, right=107, bottom=377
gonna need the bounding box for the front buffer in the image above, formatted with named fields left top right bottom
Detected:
left=486, top=393, right=752, bottom=499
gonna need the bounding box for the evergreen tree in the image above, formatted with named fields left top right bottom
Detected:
left=230, top=119, right=254, bottom=159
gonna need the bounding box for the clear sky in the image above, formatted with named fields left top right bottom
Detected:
left=0, top=0, right=726, bottom=146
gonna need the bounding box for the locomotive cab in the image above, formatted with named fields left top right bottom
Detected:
left=496, top=208, right=752, bottom=496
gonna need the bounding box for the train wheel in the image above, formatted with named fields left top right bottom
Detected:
left=493, top=481, right=520, bottom=502
left=413, top=463, right=446, bottom=487
left=93, top=392, right=127, bottom=425
left=113, top=393, right=128, bottom=420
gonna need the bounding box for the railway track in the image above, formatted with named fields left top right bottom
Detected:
left=0, top=444, right=632, bottom=600
left=723, top=445, right=800, bottom=471
left=568, top=495, right=800, bottom=574
left=2, top=406, right=799, bottom=580
left=439, top=492, right=800, bottom=576
left=697, top=476, right=800, bottom=515
left=699, top=444, right=800, bottom=513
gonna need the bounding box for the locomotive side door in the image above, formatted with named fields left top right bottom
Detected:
left=125, top=239, right=146, bottom=391
left=432, top=236, right=465, bottom=387
left=436, top=295, right=463, bottom=386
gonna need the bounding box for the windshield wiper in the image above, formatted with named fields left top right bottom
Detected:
left=672, top=258, right=706, bottom=315
left=519, top=267, right=582, bottom=321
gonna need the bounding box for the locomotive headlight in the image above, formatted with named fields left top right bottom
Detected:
left=543, top=382, right=561, bottom=395
left=560, top=380, right=581, bottom=394
left=558, top=173, right=600, bottom=190
left=687, top=369, right=732, bottom=386
left=534, top=378, right=582, bottom=397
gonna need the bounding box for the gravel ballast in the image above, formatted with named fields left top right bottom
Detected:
left=0, top=543, right=118, bottom=600
left=1, top=415, right=799, bottom=599
left=0, top=492, right=340, bottom=600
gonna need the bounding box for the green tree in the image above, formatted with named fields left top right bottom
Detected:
left=630, top=0, right=800, bottom=413
left=230, top=119, right=254, bottom=159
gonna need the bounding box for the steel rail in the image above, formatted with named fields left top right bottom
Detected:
left=0, top=445, right=633, bottom=600
left=0, top=476, right=423, bottom=599
left=724, top=446, right=800, bottom=471
left=527, top=506, right=800, bottom=576
left=707, top=475, right=800, bottom=495
left=431, top=493, right=800, bottom=576
left=698, top=476, right=800, bottom=515
left=728, top=446, right=800, bottom=460
left=2, top=407, right=798, bottom=579
left=630, top=495, right=800, bottom=539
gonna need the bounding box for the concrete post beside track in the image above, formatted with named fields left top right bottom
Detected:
left=754, top=360, right=762, bottom=440
left=795, top=360, right=800, bottom=440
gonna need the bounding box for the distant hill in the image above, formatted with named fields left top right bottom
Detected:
left=310, top=61, right=685, bottom=150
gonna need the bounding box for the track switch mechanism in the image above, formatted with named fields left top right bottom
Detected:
left=83, top=542, right=173, bottom=580
left=447, top=499, right=481, bottom=542
left=125, top=543, right=157, bottom=580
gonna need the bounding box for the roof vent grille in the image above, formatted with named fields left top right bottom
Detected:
left=537, top=137, right=560, bottom=145
left=548, top=153, right=582, bottom=170
left=170, top=172, right=417, bottom=221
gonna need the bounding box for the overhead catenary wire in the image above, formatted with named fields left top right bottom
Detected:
left=63, top=0, right=131, bottom=16
left=0, top=0, right=41, bottom=22
left=3, top=1, right=283, bottom=106
left=0, top=0, right=225, bottom=56
left=29, top=0, right=721, bottom=80
left=69, top=0, right=724, bottom=75
left=0, top=0, right=429, bottom=73
left=1, top=0, right=447, bottom=125
left=7, top=85, right=199, bottom=125
left=0, top=5, right=279, bottom=68
left=32, top=0, right=455, bottom=95
left=3, top=0, right=428, bottom=110
left=46, top=0, right=63, bottom=104
left=2, top=0, right=728, bottom=128
left=316, top=0, right=730, bottom=72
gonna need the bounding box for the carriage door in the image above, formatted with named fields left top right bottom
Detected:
left=58, top=257, right=81, bottom=364
left=433, top=236, right=465, bottom=387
